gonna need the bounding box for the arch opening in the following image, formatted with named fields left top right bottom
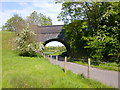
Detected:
left=43, top=39, right=70, bottom=57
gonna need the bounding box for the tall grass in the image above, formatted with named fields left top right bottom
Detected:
left=2, top=31, right=16, bottom=50
left=2, top=31, right=111, bottom=88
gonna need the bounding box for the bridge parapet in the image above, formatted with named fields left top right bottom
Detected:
left=36, top=25, right=67, bottom=42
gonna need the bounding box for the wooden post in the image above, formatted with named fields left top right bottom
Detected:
left=50, top=55, right=52, bottom=63
left=88, top=58, right=90, bottom=78
left=56, top=55, right=58, bottom=61
left=64, top=56, right=67, bottom=73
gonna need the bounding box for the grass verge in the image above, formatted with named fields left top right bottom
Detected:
left=73, top=61, right=119, bottom=72
left=2, top=50, right=111, bottom=88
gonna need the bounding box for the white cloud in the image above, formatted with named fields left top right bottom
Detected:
left=18, top=2, right=28, bottom=6
left=33, top=2, right=54, bottom=9
left=33, top=2, right=62, bottom=13
left=0, top=10, right=13, bottom=27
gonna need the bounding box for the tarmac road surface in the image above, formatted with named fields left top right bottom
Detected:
left=48, top=55, right=119, bottom=88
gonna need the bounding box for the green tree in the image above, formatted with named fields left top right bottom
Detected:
left=2, top=14, right=25, bottom=31
left=64, top=20, right=88, bottom=58
left=58, top=2, right=120, bottom=63
left=86, top=2, right=120, bottom=63
left=58, top=2, right=86, bottom=24
left=27, top=11, right=52, bottom=26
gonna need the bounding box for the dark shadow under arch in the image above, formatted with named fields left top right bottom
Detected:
left=43, top=38, right=70, bottom=56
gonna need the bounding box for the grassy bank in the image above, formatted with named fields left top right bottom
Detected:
left=2, top=50, right=111, bottom=88
left=2, top=31, right=111, bottom=88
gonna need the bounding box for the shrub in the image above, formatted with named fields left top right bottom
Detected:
left=16, top=25, right=44, bottom=57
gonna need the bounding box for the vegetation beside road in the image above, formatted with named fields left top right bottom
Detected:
left=73, top=61, right=119, bottom=72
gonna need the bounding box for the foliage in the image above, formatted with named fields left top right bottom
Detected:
left=64, top=20, right=89, bottom=58
left=2, top=14, right=25, bottom=32
left=85, top=2, right=120, bottom=63
left=73, top=60, right=119, bottom=72
left=27, top=11, right=52, bottom=26
left=57, top=2, right=84, bottom=24
left=16, top=25, right=44, bottom=57
left=58, top=2, right=120, bottom=63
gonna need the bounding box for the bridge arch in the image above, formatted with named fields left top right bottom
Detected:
left=43, top=38, right=70, bottom=56
left=35, top=25, right=70, bottom=56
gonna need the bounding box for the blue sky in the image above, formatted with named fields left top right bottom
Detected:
left=0, top=0, right=64, bottom=27
left=0, top=0, right=65, bottom=46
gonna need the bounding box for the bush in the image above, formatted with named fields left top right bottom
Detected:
left=16, top=25, right=44, bottom=57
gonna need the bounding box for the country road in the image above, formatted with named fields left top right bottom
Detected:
left=47, top=55, right=119, bottom=88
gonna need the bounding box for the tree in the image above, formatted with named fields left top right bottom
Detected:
left=2, top=14, right=25, bottom=32
left=64, top=20, right=88, bottom=58
left=86, top=2, right=120, bottom=63
left=58, top=2, right=120, bottom=63
left=57, top=2, right=85, bottom=24
left=27, top=11, right=52, bottom=26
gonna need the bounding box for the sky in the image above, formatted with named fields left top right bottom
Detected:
left=0, top=0, right=64, bottom=27
left=46, top=41, right=64, bottom=46
left=0, top=0, right=65, bottom=46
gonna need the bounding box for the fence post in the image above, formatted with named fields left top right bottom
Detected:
left=64, top=56, right=67, bottom=73
left=50, top=55, right=52, bottom=64
left=56, top=55, right=58, bottom=61
left=88, top=58, right=90, bottom=78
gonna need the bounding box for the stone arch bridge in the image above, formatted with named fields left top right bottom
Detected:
left=35, top=25, right=70, bottom=56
